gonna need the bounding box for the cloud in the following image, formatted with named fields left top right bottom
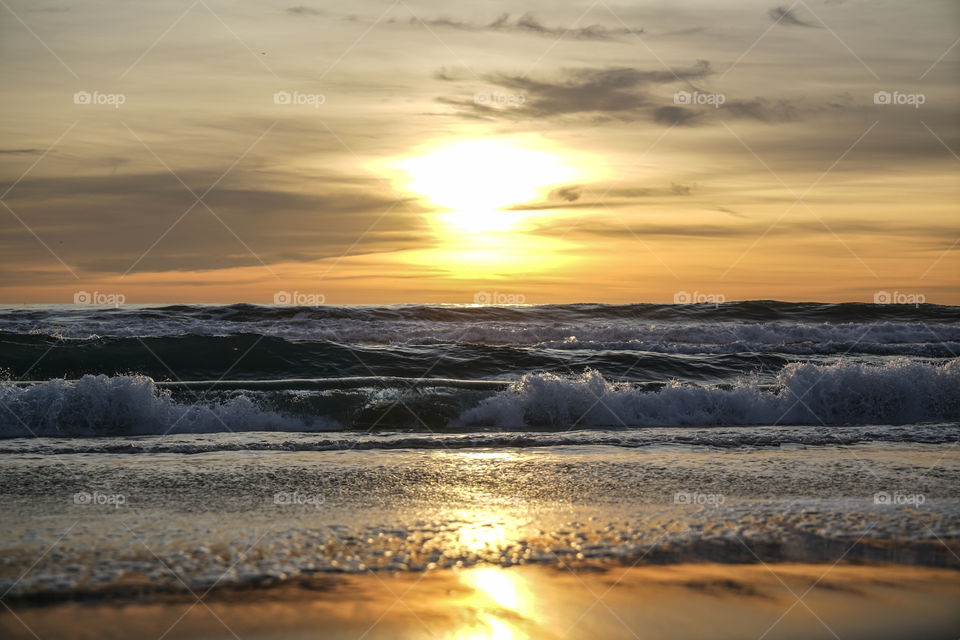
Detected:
left=432, top=66, right=462, bottom=81
left=539, top=222, right=751, bottom=238
left=652, top=105, right=701, bottom=126
left=287, top=6, right=322, bottom=16
left=0, top=170, right=423, bottom=275
left=550, top=185, right=583, bottom=202
left=507, top=184, right=702, bottom=211
left=768, top=6, right=818, bottom=28
left=535, top=219, right=960, bottom=240
left=0, top=149, right=45, bottom=155
left=415, top=12, right=644, bottom=41
left=722, top=98, right=801, bottom=122
left=441, top=61, right=712, bottom=121
left=441, top=59, right=855, bottom=127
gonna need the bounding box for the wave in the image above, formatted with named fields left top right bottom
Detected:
left=0, top=359, right=956, bottom=436
left=2, top=302, right=958, bottom=346
left=4, top=300, right=958, bottom=326
left=2, top=328, right=957, bottom=383
left=0, top=375, right=339, bottom=436
left=459, top=360, right=960, bottom=427
left=5, top=320, right=960, bottom=351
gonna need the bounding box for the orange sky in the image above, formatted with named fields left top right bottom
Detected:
left=1, top=0, right=957, bottom=304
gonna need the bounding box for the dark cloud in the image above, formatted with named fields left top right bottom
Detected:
left=768, top=6, right=818, bottom=28
left=432, top=66, right=461, bottom=82
left=415, top=12, right=644, bottom=41
left=652, top=105, right=701, bottom=126
left=441, top=61, right=712, bottom=121
left=0, top=149, right=45, bottom=155
left=442, top=60, right=858, bottom=127
left=287, top=6, right=323, bottom=16
left=722, top=98, right=801, bottom=122
left=550, top=185, right=583, bottom=202
left=507, top=184, right=704, bottom=211
left=539, top=222, right=751, bottom=238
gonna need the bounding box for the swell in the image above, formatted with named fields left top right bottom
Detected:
left=5, top=319, right=960, bottom=348
left=4, top=301, right=959, bottom=327
left=1, top=330, right=956, bottom=381
left=0, top=333, right=791, bottom=382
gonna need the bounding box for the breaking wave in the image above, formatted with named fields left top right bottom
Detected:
left=1, top=359, right=956, bottom=436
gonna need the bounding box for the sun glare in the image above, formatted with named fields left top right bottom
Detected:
left=395, top=139, right=576, bottom=232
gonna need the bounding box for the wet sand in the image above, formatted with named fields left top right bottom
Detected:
left=2, top=563, right=958, bottom=640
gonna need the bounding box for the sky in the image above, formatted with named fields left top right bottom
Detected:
left=1, top=0, right=957, bottom=304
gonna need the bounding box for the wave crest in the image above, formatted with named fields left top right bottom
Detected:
left=0, top=375, right=334, bottom=436
left=1, top=359, right=956, bottom=436
left=459, top=360, right=960, bottom=427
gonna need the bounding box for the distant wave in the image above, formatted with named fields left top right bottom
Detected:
left=4, top=300, right=958, bottom=327
left=1, top=360, right=956, bottom=436
left=2, top=325, right=958, bottom=383
left=1, top=301, right=958, bottom=344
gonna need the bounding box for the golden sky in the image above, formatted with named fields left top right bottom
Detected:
left=1, top=0, right=957, bottom=304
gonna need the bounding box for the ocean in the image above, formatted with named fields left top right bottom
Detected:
left=0, top=301, right=958, bottom=611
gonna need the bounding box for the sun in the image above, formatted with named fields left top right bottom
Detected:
left=394, top=139, right=576, bottom=232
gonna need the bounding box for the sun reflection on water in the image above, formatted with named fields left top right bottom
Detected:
left=458, top=519, right=512, bottom=556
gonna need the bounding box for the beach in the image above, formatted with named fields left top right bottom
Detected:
left=4, top=564, right=960, bottom=639
left=1, top=439, right=959, bottom=638
left=3, top=0, right=959, bottom=633
left=0, top=302, right=958, bottom=638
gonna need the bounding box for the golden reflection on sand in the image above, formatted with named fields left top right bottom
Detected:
left=2, top=564, right=959, bottom=640
left=457, top=567, right=534, bottom=639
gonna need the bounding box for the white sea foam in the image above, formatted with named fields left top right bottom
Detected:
left=0, top=375, right=336, bottom=436
left=0, top=359, right=956, bottom=436
left=459, top=359, right=960, bottom=427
